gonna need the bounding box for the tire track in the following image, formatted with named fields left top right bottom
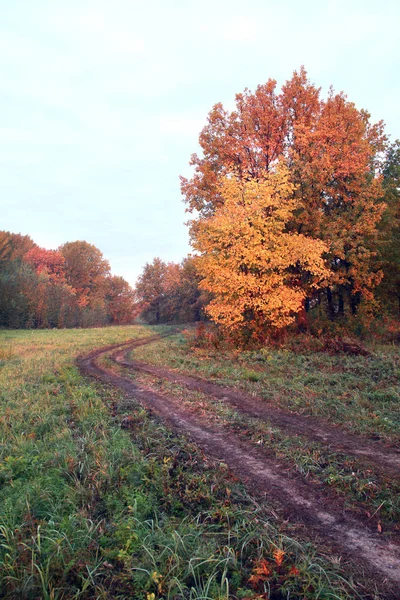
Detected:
left=113, top=348, right=400, bottom=477
left=78, top=335, right=400, bottom=596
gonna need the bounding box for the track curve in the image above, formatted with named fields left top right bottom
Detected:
left=113, top=347, right=400, bottom=477
left=78, top=333, right=400, bottom=597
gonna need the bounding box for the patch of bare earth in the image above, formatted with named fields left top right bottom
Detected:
left=78, top=335, right=400, bottom=598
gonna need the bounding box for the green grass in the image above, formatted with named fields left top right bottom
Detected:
left=130, top=333, right=400, bottom=444
left=0, top=326, right=364, bottom=599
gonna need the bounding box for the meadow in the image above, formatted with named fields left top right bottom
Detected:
left=0, top=326, right=398, bottom=599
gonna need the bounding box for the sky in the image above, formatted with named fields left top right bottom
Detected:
left=1, top=0, right=399, bottom=286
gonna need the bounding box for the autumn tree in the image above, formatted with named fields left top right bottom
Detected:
left=0, top=231, right=36, bottom=264
left=106, top=275, right=136, bottom=324
left=193, top=166, right=328, bottom=339
left=22, top=247, right=78, bottom=327
left=0, top=261, right=39, bottom=328
left=59, top=241, right=110, bottom=311
left=135, top=256, right=206, bottom=324
left=0, top=257, right=74, bottom=329
left=0, top=233, right=135, bottom=329
left=173, top=256, right=207, bottom=322
left=135, top=257, right=168, bottom=323
left=285, top=85, right=386, bottom=316
left=181, top=68, right=387, bottom=321
left=157, top=257, right=207, bottom=323
left=0, top=232, right=41, bottom=328
left=0, top=232, right=12, bottom=264
left=24, top=247, right=67, bottom=284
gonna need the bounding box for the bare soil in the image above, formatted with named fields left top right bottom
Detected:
left=78, top=334, right=400, bottom=598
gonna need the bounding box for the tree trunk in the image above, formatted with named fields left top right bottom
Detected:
left=327, top=288, right=335, bottom=320
left=350, top=292, right=361, bottom=315
left=338, top=289, right=345, bottom=317
left=297, top=298, right=308, bottom=331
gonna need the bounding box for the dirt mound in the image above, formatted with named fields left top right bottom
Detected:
left=322, top=336, right=372, bottom=356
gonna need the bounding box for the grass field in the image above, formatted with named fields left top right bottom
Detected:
left=0, top=326, right=395, bottom=599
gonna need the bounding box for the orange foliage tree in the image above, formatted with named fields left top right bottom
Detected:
left=193, top=166, right=328, bottom=338
left=24, top=247, right=67, bottom=284
left=106, top=275, right=136, bottom=324
left=59, top=241, right=110, bottom=311
left=182, top=68, right=387, bottom=322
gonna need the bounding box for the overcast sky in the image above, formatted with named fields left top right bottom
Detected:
left=1, top=0, right=399, bottom=285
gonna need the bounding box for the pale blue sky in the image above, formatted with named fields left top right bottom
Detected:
left=1, top=0, right=399, bottom=285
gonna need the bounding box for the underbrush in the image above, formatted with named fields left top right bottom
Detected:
left=0, top=326, right=362, bottom=599
left=185, top=315, right=400, bottom=355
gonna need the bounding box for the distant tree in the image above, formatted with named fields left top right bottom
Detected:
left=174, top=256, right=207, bottom=322
left=0, top=261, right=39, bottom=328
left=0, top=233, right=10, bottom=264
left=161, top=262, right=182, bottom=322
left=0, top=233, right=133, bottom=329
left=377, top=140, right=400, bottom=315
left=135, top=257, right=206, bottom=324
left=106, top=275, right=136, bottom=324
left=23, top=247, right=67, bottom=284
left=22, top=247, right=77, bottom=327
left=59, top=241, right=110, bottom=311
left=0, top=233, right=42, bottom=328
left=135, top=258, right=168, bottom=323
left=0, top=231, right=36, bottom=264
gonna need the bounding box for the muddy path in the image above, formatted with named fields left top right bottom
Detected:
left=78, top=335, right=400, bottom=597
left=112, top=347, right=400, bottom=477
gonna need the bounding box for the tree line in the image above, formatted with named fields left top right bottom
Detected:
left=134, top=256, right=207, bottom=324
left=3, top=68, right=399, bottom=336
left=0, top=233, right=135, bottom=328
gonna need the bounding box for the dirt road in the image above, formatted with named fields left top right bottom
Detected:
left=78, top=334, right=400, bottom=598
